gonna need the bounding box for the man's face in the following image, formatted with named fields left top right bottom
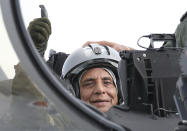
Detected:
left=79, top=68, right=118, bottom=112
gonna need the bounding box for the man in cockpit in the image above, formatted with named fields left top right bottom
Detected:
left=60, top=43, right=124, bottom=112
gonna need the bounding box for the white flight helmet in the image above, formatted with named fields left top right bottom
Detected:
left=61, top=44, right=124, bottom=104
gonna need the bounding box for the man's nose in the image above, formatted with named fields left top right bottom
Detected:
left=94, top=80, right=106, bottom=94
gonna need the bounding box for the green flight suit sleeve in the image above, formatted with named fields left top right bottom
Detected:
left=175, top=13, right=187, bottom=47
left=164, top=11, right=187, bottom=47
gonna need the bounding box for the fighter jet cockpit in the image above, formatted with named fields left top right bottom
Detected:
left=0, top=0, right=187, bottom=131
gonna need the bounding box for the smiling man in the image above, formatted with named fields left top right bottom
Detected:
left=79, top=68, right=118, bottom=112
left=61, top=44, right=124, bottom=112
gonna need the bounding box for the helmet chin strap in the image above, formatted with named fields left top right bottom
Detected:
left=74, top=80, right=81, bottom=98
left=103, top=68, right=118, bottom=93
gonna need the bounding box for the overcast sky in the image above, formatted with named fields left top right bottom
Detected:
left=19, top=0, right=187, bottom=59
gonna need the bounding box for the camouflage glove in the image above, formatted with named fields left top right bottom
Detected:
left=28, top=18, right=52, bottom=57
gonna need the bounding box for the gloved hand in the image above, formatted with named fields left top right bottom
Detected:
left=28, top=18, right=52, bottom=57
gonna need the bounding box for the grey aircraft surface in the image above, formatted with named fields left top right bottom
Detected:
left=0, top=0, right=187, bottom=131
left=0, top=67, right=8, bottom=81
